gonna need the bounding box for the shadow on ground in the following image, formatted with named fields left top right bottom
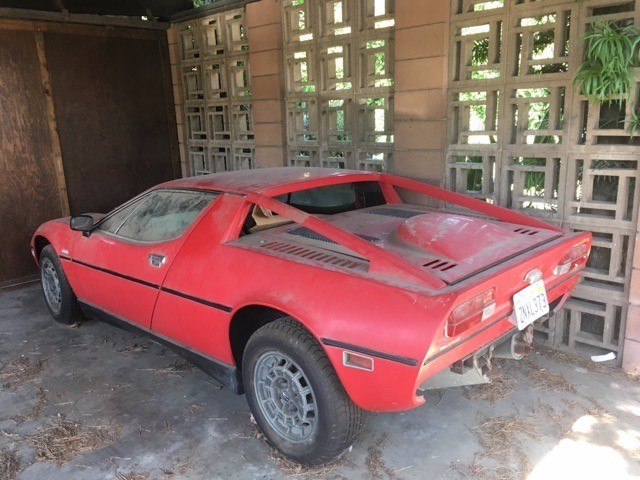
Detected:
left=0, top=285, right=639, bottom=479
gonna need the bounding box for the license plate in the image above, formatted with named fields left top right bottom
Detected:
left=512, top=280, right=549, bottom=330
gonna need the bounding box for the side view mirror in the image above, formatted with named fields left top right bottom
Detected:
left=70, top=215, right=94, bottom=233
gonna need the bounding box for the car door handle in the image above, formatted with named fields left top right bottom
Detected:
left=149, top=253, right=166, bottom=267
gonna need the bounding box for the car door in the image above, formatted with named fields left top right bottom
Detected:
left=70, top=189, right=218, bottom=329
left=150, top=193, right=247, bottom=364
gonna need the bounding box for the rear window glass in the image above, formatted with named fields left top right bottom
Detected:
left=241, top=181, right=385, bottom=235
left=276, top=181, right=385, bottom=214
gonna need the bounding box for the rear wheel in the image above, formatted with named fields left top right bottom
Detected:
left=243, top=317, right=365, bottom=466
left=39, top=245, right=81, bottom=325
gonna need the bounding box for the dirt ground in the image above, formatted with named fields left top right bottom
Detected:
left=1, top=284, right=639, bottom=480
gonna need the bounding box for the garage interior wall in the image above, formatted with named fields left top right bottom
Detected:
left=0, top=19, right=180, bottom=288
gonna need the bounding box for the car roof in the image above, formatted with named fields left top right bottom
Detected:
left=158, top=167, right=381, bottom=195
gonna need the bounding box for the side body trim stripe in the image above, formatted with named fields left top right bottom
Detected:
left=321, top=338, right=419, bottom=367
left=70, top=259, right=233, bottom=313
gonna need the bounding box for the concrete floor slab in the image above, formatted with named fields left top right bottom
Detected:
left=0, top=285, right=639, bottom=479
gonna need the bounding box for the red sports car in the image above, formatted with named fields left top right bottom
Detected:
left=31, top=167, right=590, bottom=465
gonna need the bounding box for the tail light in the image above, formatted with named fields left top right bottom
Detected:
left=446, top=289, right=495, bottom=337
left=554, top=243, right=589, bottom=276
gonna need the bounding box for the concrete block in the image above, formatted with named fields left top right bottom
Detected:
left=177, top=123, right=184, bottom=144
left=248, top=23, right=282, bottom=53
left=395, top=57, right=447, bottom=91
left=623, top=338, right=640, bottom=376
left=624, top=305, right=640, bottom=343
left=251, top=74, right=283, bottom=100
left=633, top=232, right=640, bottom=269
left=167, top=25, right=178, bottom=45
left=395, top=24, right=446, bottom=61
left=391, top=149, right=446, bottom=181
left=254, top=123, right=286, bottom=147
left=630, top=268, right=640, bottom=306
left=252, top=100, right=285, bottom=124
left=395, top=89, right=446, bottom=121
left=254, top=146, right=287, bottom=168
left=172, top=83, right=183, bottom=106
left=395, top=120, right=446, bottom=150
left=246, top=0, right=281, bottom=28
left=170, top=64, right=180, bottom=86
left=168, top=42, right=180, bottom=65
left=249, top=50, right=282, bottom=77
left=396, top=0, right=448, bottom=29
left=174, top=104, right=184, bottom=125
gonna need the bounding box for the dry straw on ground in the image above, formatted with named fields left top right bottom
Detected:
left=14, top=387, right=47, bottom=423
left=115, top=470, right=150, bottom=480
left=471, top=414, right=539, bottom=463
left=118, top=343, right=149, bottom=357
left=535, top=345, right=612, bottom=374
left=525, top=360, right=577, bottom=393
left=153, top=361, right=195, bottom=378
left=365, top=433, right=400, bottom=480
left=267, top=450, right=343, bottom=478
left=466, top=413, right=539, bottom=480
left=464, top=377, right=516, bottom=406
left=242, top=421, right=348, bottom=479
left=28, top=417, right=118, bottom=467
left=0, top=450, right=20, bottom=480
left=0, top=356, right=47, bottom=390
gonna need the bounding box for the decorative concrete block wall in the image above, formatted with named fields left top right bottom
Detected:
left=392, top=1, right=448, bottom=182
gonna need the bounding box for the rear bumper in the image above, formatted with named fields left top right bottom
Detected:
left=413, top=270, right=582, bottom=396
left=324, top=270, right=581, bottom=413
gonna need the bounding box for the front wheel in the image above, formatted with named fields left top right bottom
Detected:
left=39, top=245, right=81, bottom=325
left=243, top=318, right=365, bottom=466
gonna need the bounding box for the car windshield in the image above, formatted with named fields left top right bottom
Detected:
left=98, top=190, right=217, bottom=242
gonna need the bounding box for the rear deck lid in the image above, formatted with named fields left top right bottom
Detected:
left=310, top=205, right=562, bottom=284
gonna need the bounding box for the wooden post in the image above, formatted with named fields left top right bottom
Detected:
left=34, top=31, right=70, bottom=216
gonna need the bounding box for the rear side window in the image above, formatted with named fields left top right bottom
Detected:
left=101, top=190, right=216, bottom=242
left=278, top=181, right=385, bottom=214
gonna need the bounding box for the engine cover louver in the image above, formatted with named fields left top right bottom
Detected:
left=423, top=258, right=457, bottom=272
left=287, top=226, right=379, bottom=243
left=514, top=227, right=539, bottom=236
left=260, top=241, right=366, bottom=270
left=368, top=208, right=423, bottom=219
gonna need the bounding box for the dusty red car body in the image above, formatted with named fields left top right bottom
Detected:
left=31, top=168, right=591, bottom=412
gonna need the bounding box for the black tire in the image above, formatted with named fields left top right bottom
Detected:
left=243, top=317, right=365, bottom=466
left=39, top=245, right=82, bottom=325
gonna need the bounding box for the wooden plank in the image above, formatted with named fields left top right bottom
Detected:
left=43, top=31, right=177, bottom=214
left=0, top=8, right=169, bottom=30
left=0, top=18, right=165, bottom=40
left=34, top=30, right=70, bottom=217
left=0, top=29, right=64, bottom=287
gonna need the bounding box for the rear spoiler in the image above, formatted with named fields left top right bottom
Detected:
left=379, top=174, right=564, bottom=233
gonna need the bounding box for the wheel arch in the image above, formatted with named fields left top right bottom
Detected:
left=33, top=235, right=52, bottom=265
left=229, top=303, right=323, bottom=371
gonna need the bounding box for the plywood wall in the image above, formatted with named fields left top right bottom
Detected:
left=0, top=20, right=179, bottom=287
left=0, top=29, right=65, bottom=287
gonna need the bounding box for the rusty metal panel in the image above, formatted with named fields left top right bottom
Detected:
left=43, top=31, right=177, bottom=215
left=0, top=30, right=64, bottom=287
left=447, top=0, right=640, bottom=359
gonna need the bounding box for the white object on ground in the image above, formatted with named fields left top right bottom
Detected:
left=590, top=352, right=616, bottom=363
